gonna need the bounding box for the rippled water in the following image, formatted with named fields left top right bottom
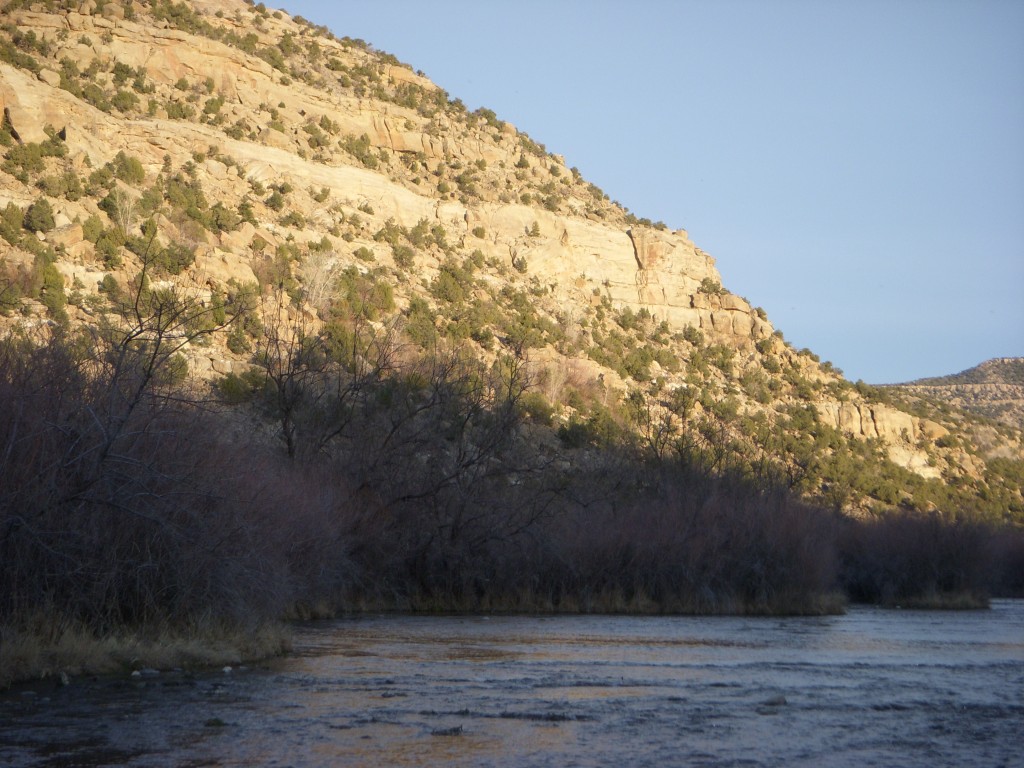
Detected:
left=2, top=601, right=1022, bottom=767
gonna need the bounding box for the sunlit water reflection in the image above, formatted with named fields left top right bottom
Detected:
left=2, top=601, right=1022, bottom=766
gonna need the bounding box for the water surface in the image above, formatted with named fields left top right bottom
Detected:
left=2, top=601, right=1022, bottom=767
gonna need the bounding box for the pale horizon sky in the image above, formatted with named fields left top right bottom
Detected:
left=284, top=0, right=1024, bottom=384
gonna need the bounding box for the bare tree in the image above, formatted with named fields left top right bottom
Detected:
left=0, top=244, right=257, bottom=628
left=252, top=284, right=400, bottom=459
left=300, top=249, right=344, bottom=313
left=252, top=291, right=321, bottom=459
left=108, top=186, right=137, bottom=235
left=625, top=389, right=676, bottom=459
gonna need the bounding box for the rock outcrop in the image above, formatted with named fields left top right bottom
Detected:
left=1, top=18, right=771, bottom=345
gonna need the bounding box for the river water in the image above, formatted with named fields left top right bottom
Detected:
left=2, top=601, right=1022, bottom=767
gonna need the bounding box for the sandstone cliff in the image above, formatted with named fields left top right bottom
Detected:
left=1, top=0, right=1021, bottom=517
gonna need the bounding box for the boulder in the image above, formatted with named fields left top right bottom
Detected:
left=37, top=69, right=61, bottom=88
left=192, top=248, right=258, bottom=287
left=48, top=223, right=87, bottom=255
left=919, top=419, right=949, bottom=441
left=259, top=127, right=293, bottom=151
left=101, top=2, right=125, bottom=20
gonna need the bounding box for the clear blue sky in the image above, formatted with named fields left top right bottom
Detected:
left=284, top=0, right=1024, bottom=384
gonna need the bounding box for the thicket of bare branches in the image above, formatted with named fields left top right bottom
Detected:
left=836, top=512, right=1008, bottom=606
left=0, top=274, right=333, bottom=629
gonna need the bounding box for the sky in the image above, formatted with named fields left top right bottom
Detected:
left=283, top=0, right=1024, bottom=384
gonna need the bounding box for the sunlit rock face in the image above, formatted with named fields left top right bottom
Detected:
left=1, top=0, right=1019, bottom=501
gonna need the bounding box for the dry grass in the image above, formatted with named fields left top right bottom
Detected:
left=0, top=616, right=292, bottom=688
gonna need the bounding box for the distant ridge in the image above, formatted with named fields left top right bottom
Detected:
left=893, top=358, right=1024, bottom=431
left=907, top=358, right=1024, bottom=387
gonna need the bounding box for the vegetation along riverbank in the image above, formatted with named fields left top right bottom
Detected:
left=1, top=287, right=1020, bottom=686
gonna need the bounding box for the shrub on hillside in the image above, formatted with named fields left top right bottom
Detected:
left=23, top=198, right=54, bottom=233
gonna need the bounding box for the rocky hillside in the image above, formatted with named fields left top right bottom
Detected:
left=891, top=358, right=1024, bottom=433
left=2, top=0, right=1022, bottom=521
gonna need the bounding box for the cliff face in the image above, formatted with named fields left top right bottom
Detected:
left=1, top=0, right=1021, bottom=516
left=0, top=10, right=768, bottom=346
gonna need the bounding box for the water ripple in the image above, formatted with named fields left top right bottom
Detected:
left=2, top=602, right=1022, bottom=767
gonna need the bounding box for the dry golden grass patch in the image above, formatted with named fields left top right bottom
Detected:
left=0, top=617, right=292, bottom=688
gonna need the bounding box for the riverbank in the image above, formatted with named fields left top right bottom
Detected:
left=326, top=586, right=851, bottom=617
left=878, top=590, right=991, bottom=610
left=0, top=591, right=845, bottom=687
left=0, top=619, right=292, bottom=689
left=0, top=597, right=840, bottom=688
left=0, top=587, right=998, bottom=688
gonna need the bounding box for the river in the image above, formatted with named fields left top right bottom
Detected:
left=2, top=601, right=1022, bottom=767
